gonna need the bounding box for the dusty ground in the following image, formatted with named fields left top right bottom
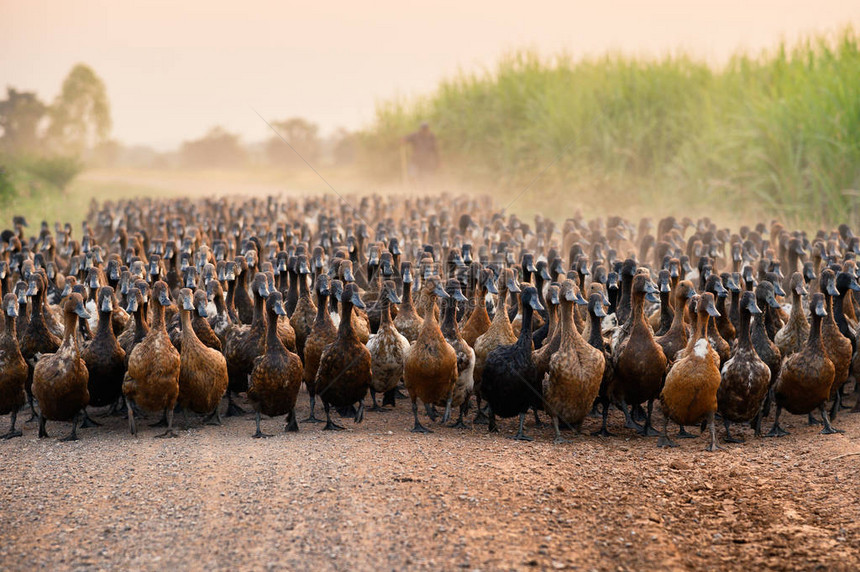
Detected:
left=1, top=392, right=859, bottom=572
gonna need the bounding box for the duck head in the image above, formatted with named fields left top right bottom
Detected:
left=755, top=281, right=781, bottom=310
left=382, top=280, right=402, bottom=305
left=98, top=286, right=116, bottom=314
left=561, top=279, right=587, bottom=305
left=740, top=290, right=761, bottom=316
left=4, top=292, right=18, bottom=318
left=445, top=279, right=467, bottom=302
left=698, top=292, right=720, bottom=317
left=266, top=291, right=288, bottom=317
left=401, top=261, right=413, bottom=285
left=252, top=274, right=270, bottom=298
left=810, top=292, right=827, bottom=317
left=788, top=272, right=807, bottom=297
left=657, top=270, right=671, bottom=294
left=633, top=274, right=659, bottom=304
left=342, top=283, right=366, bottom=309
left=65, top=292, right=91, bottom=320
left=152, top=281, right=173, bottom=307
left=588, top=292, right=607, bottom=318
left=315, top=274, right=331, bottom=298
left=520, top=285, right=544, bottom=312
left=179, top=288, right=195, bottom=311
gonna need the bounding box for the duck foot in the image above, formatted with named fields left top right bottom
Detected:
left=590, top=426, right=615, bottom=437
left=381, top=388, right=397, bottom=407
left=448, top=419, right=470, bottom=429
left=531, top=408, right=544, bottom=428
left=588, top=403, right=601, bottom=418
left=473, top=410, right=489, bottom=425
left=677, top=426, right=698, bottom=439
left=410, top=400, right=432, bottom=433
left=657, top=435, right=678, bottom=448
left=765, top=424, right=789, bottom=437
left=109, top=397, right=128, bottom=417
left=424, top=403, right=439, bottom=422
left=155, top=429, right=179, bottom=439
left=637, top=423, right=660, bottom=437
left=2, top=411, right=22, bottom=439
left=807, top=412, right=823, bottom=426
left=252, top=430, right=273, bottom=438
left=204, top=408, right=223, bottom=426
left=79, top=410, right=101, bottom=428
left=552, top=416, right=569, bottom=444
left=394, top=387, right=408, bottom=400
left=149, top=412, right=169, bottom=428
left=509, top=413, right=533, bottom=441
left=354, top=402, right=365, bottom=424
left=411, top=422, right=433, bottom=433
left=632, top=403, right=647, bottom=423
left=303, top=396, right=324, bottom=423
left=819, top=405, right=843, bottom=434
left=225, top=400, right=247, bottom=417
left=367, top=403, right=388, bottom=412
left=322, top=404, right=346, bottom=431
left=723, top=419, right=744, bottom=443
left=285, top=410, right=299, bottom=432
left=38, top=413, right=48, bottom=438
left=336, top=404, right=357, bottom=418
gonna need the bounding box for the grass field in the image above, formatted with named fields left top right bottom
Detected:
left=359, top=28, right=860, bottom=229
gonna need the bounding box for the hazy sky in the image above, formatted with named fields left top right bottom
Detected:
left=2, top=1, right=858, bottom=149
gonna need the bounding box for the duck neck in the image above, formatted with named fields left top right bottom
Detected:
left=133, top=306, right=149, bottom=338
left=833, top=291, right=849, bottom=333
left=4, top=315, right=17, bottom=342
left=213, top=289, right=227, bottom=314
left=251, top=292, right=265, bottom=328
left=402, top=280, right=414, bottom=311
left=619, top=274, right=634, bottom=314
left=586, top=309, right=603, bottom=350
left=338, top=299, right=356, bottom=340
left=61, top=310, right=79, bottom=354
left=631, top=292, right=646, bottom=324
left=315, top=291, right=330, bottom=325
left=265, top=307, right=281, bottom=349
left=751, top=305, right=768, bottom=340
left=380, top=297, right=393, bottom=328
left=96, top=309, right=113, bottom=338
left=225, top=279, right=237, bottom=309
left=729, top=290, right=740, bottom=324
left=695, top=311, right=708, bottom=341
left=441, top=296, right=458, bottom=339
left=151, top=301, right=166, bottom=331
left=659, top=290, right=673, bottom=330
left=298, top=273, right=310, bottom=298
left=518, top=300, right=534, bottom=347
left=737, top=308, right=753, bottom=350
left=807, top=311, right=823, bottom=350
left=180, top=308, right=195, bottom=341
left=559, top=299, right=582, bottom=350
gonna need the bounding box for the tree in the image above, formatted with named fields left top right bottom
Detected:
left=180, top=126, right=247, bottom=168
left=0, top=88, right=47, bottom=154
left=47, top=63, right=111, bottom=153
left=266, top=117, right=320, bottom=167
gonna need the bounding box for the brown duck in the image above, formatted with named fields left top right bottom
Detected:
left=33, top=293, right=91, bottom=441
left=718, top=291, right=771, bottom=442
left=774, top=272, right=809, bottom=357
left=123, top=281, right=182, bottom=437
left=302, top=276, right=338, bottom=423
left=769, top=293, right=840, bottom=436
left=543, top=279, right=604, bottom=443
left=315, top=283, right=372, bottom=430
left=0, top=293, right=28, bottom=438
left=403, top=277, right=456, bottom=433
left=659, top=293, right=722, bottom=451
left=176, top=288, right=228, bottom=426
left=393, top=262, right=423, bottom=342
left=248, top=291, right=303, bottom=437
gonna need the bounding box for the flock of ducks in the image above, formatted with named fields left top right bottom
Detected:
left=0, top=196, right=858, bottom=450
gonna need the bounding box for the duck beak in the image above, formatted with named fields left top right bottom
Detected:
left=564, top=289, right=577, bottom=302
left=795, top=284, right=808, bottom=296
left=182, top=296, right=195, bottom=311
left=452, top=289, right=468, bottom=302
left=344, top=269, right=355, bottom=283
left=766, top=294, right=781, bottom=309
left=100, top=296, right=113, bottom=313
left=485, top=278, right=498, bottom=295
left=593, top=304, right=607, bottom=318
left=850, top=280, right=860, bottom=292
left=61, top=283, right=72, bottom=297
left=299, top=260, right=311, bottom=274
left=706, top=301, right=721, bottom=317
left=26, top=281, right=38, bottom=297
left=826, top=281, right=839, bottom=297
left=575, top=292, right=588, bottom=306
left=387, top=290, right=402, bottom=305
left=351, top=291, right=366, bottom=309
left=548, top=290, right=560, bottom=305
left=159, top=291, right=173, bottom=307
left=74, top=302, right=91, bottom=320
left=6, top=301, right=18, bottom=318
left=814, top=299, right=827, bottom=317
left=540, top=268, right=552, bottom=281
left=433, top=284, right=450, bottom=299
left=507, top=279, right=521, bottom=294
left=715, top=283, right=728, bottom=298
left=529, top=295, right=545, bottom=311
left=669, top=267, right=679, bottom=279
left=126, top=297, right=139, bottom=313
left=772, top=283, right=786, bottom=297
left=274, top=301, right=288, bottom=316
left=196, top=300, right=209, bottom=317
left=257, top=283, right=270, bottom=297
left=402, top=270, right=413, bottom=284
left=659, top=281, right=671, bottom=294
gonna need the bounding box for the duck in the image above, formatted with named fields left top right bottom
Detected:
left=533, top=284, right=564, bottom=384
left=176, top=288, right=229, bottom=427
left=704, top=275, right=731, bottom=365
left=715, top=273, right=738, bottom=343
left=403, top=277, right=457, bottom=433
left=32, top=293, right=91, bottom=441
left=439, top=278, right=475, bottom=428
left=0, top=293, right=28, bottom=438
left=80, top=286, right=126, bottom=419
left=658, top=293, right=722, bottom=451
left=750, top=281, right=783, bottom=431
left=20, top=271, right=61, bottom=420
left=543, top=279, right=604, bottom=443
left=610, top=273, right=667, bottom=435
left=482, top=285, right=544, bottom=440
left=651, top=269, right=674, bottom=336
left=205, top=277, right=234, bottom=347
left=656, top=280, right=695, bottom=362
left=315, top=283, right=372, bottom=430
left=189, top=289, right=223, bottom=351
left=289, top=254, right=316, bottom=360
left=366, top=280, right=409, bottom=410
left=123, top=280, right=182, bottom=438
left=774, top=272, right=810, bottom=357
left=119, top=282, right=149, bottom=367
left=472, top=267, right=519, bottom=423
left=460, top=267, right=496, bottom=348
left=717, top=291, right=771, bottom=442
left=819, top=269, right=853, bottom=418
left=585, top=291, right=616, bottom=437
left=769, top=293, right=840, bottom=436
left=248, top=291, right=303, bottom=437
left=302, top=276, right=338, bottom=423
left=223, top=273, right=271, bottom=417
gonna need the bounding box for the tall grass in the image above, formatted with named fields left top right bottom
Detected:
left=359, top=28, right=860, bottom=227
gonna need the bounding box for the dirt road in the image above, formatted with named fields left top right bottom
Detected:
left=2, top=394, right=858, bottom=571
